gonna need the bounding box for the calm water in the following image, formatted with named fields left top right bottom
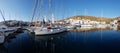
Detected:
left=0, top=28, right=120, bottom=53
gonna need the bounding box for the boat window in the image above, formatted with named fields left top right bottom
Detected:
left=2, top=28, right=6, bottom=29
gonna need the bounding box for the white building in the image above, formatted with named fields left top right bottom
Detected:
left=110, top=20, right=118, bottom=26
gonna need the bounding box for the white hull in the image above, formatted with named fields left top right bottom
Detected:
left=0, top=36, right=5, bottom=44
left=35, top=27, right=67, bottom=35
left=0, top=25, right=15, bottom=36
left=2, top=29, right=15, bottom=36
left=28, top=27, right=67, bottom=35
left=4, top=31, right=14, bottom=36
left=0, top=29, right=15, bottom=37
left=0, top=32, right=5, bottom=44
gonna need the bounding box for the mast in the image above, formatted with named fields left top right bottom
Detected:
left=49, top=0, right=54, bottom=24
left=9, top=13, right=11, bottom=20
left=41, top=0, right=44, bottom=23
left=31, top=0, right=38, bottom=23
left=100, top=11, right=103, bottom=40
left=41, top=0, right=47, bottom=25
left=100, top=11, right=103, bottom=24
left=83, top=8, right=87, bottom=44
left=0, top=9, right=6, bottom=24
left=84, top=8, right=87, bottom=16
left=36, top=0, right=41, bottom=22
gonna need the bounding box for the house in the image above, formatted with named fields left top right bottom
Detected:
left=110, top=20, right=118, bottom=26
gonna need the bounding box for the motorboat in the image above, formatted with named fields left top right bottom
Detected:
left=0, top=25, right=15, bottom=36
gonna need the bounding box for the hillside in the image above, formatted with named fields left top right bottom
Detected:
left=65, top=16, right=120, bottom=24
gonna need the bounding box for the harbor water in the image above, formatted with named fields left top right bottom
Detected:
left=0, top=27, right=120, bottom=53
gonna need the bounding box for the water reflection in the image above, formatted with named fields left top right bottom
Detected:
left=35, top=32, right=68, bottom=53
left=0, top=44, right=8, bottom=53
left=0, top=28, right=120, bottom=53
left=117, top=27, right=120, bottom=31
left=0, top=31, right=35, bottom=53
left=0, top=33, right=18, bottom=53
left=73, top=27, right=111, bottom=32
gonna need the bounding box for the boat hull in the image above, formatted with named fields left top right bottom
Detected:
left=34, top=27, right=67, bottom=35
left=0, top=31, right=5, bottom=44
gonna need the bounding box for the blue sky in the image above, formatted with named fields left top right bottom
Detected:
left=0, top=0, right=120, bottom=22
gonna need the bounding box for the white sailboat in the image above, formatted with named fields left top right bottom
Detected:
left=28, top=0, right=67, bottom=35
left=33, top=26, right=67, bottom=35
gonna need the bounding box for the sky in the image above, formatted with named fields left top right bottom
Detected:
left=0, top=0, right=120, bottom=22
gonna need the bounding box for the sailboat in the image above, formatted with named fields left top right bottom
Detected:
left=28, top=0, right=67, bottom=35
left=33, top=26, right=67, bottom=35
